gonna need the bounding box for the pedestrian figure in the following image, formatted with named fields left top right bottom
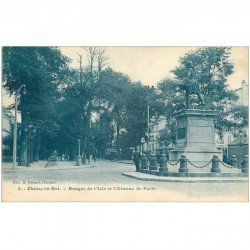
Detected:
left=61, top=153, right=65, bottom=162
left=133, top=148, right=141, bottom=172
left=46, top=150, right=57, bottom=167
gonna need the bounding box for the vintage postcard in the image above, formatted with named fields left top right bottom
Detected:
left=1, top=46, right=249, bottom=201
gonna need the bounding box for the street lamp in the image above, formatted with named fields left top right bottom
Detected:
left=13, top=84, right=26, bottom=168
left=76, top=139, right=82, bottom=166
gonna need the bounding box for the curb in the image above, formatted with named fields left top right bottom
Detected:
left=107, top=160, right=134, bottom=165
left=116, top=161, right=134, bottom=165
left=2, top=165, right=97, bottom=173
left=122, top=172, right=249, bottom=183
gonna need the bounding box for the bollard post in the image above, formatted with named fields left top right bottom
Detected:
left=159, top=153, right=168, bottom=173
left=149, top=153, right=158, bottom=170
left=140, top=154, right=148, bottom=170
left=231, top=155, right=238, bottom=167
left=76, top=155, right=82, bottom=166
left=211, top=155, right=221, bottom=173
left=179, top=155, right=188, bottom=173
left=241, top=155, right=248, bottom=173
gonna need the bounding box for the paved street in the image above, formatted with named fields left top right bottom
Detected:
left=2, top=160, right=248, bottom=201
left=2, top=161, right=137, bottom=185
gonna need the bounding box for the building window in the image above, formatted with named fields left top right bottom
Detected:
left=177, top=128, right=186, bottom=140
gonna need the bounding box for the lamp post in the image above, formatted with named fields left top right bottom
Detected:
left=76, top=139, right=82, bottom=166
left=26, top=123, right=32, bottom=167
left=13, top=84, right=26, bottom=169
left=140, top=137, right=145, bottom=155
left=146, top=105, right=150, bottom=156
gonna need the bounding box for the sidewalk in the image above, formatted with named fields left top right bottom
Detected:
left=1, top=160, right=92, bottom=173
left=123, top=171, right=248, bottom=183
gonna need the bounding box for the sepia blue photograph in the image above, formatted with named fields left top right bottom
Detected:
left=1, top=46, right=249, bottom=201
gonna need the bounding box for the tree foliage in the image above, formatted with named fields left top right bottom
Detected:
left=158, top=47, right=246, bottom=146
left=172, top=47, right=236, bottom=109
left=2, top=47, right=71, bottom=164
left=2, top=46, right=247, bottom=163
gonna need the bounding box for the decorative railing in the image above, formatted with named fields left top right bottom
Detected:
left=140, top=154, right=249, bottom=174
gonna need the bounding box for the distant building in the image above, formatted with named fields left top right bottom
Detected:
left=234, top=80, right=249, bottom=106
left=142, top=116, right=166, bottom=155
left=216, top=80, right=249, bottom=161
left=2, top=107, right=14, bottom=161
left=228, top=135, right=248, bottom=163
left=234, top=79, right=249, bottom=136
left=2, top=109, right=11, bottom=137
left=215, top=131, right=234, bottom=161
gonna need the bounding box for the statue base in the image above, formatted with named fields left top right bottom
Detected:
left=169, top=109, right=222, bottom=163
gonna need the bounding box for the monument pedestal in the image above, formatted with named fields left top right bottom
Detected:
left=169, top=109, right=222, bottom=163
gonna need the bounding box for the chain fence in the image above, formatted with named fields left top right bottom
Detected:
left=187, top=159, right=212, bottom=169
left=144, top=155, right=246, bottom=171
left=167, top=160, right=180, bottom=166
left=218, top=159, right=242, bottom=169
left=219, top=160, right=237, bottom=169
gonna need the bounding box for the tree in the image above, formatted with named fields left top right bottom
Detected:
left=2, top=47, right=70, bottom=165
left=172, top=47, right=238, bottom=110
left=123, top=83, right=163, bottom=148
left=55, top=72, right=87, bottom=160
left=91, top=110, right=115, bottom=158
left=223, top=104, right=248, bottom=133
left=50, top=47, right=110, bottom=161
left=75, top=47, right=109, bottom=161
left=95, top=67, right=132, bottom=155
left=158, top=47, right=242, bottom=145
left=76, top=66, right=164, bottom=157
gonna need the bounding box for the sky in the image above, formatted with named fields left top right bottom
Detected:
left=2, top=46, right=249, bottom=107
left=60, top=46, right=249, bottom=89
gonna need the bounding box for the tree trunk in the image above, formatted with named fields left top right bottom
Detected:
left=27, top=123, right=31, bottom=167
left=116, top=122, right=120, bottom=152
left=18, top=111, right=28, bottom=166
left=82, top=114, right=87, bottom=164
left=34, top=129, right=41, bottom=162
left=116, top=111, right=121, bottom=160
left=30, top=138, right=34, bottom=163
left=30, top=129, right=34, bottom=163
left=69, top=147, right=74, bottom=161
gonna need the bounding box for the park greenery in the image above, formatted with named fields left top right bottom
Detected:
left=2, top=46, right=248, bottom=165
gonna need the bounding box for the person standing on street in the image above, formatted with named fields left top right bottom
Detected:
left=132, top=148, right=141, bottom=172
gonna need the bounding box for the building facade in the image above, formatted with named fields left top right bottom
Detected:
left=235, top=80, right=249, bottom=106
left=215, top=80, right=248, bottom=161
left=142, top=116, right=167, bottom=155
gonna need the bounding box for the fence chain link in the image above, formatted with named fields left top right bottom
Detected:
left=219, top=159, right=241, bottom=169
left=166, top=157, right=243, bottom=170
left=167, top=160, right=180, bottom=166
left=187, top=159, right=212, bottom=169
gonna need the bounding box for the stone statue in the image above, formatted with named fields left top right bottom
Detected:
left=179, top=61, right=205, bottom=108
